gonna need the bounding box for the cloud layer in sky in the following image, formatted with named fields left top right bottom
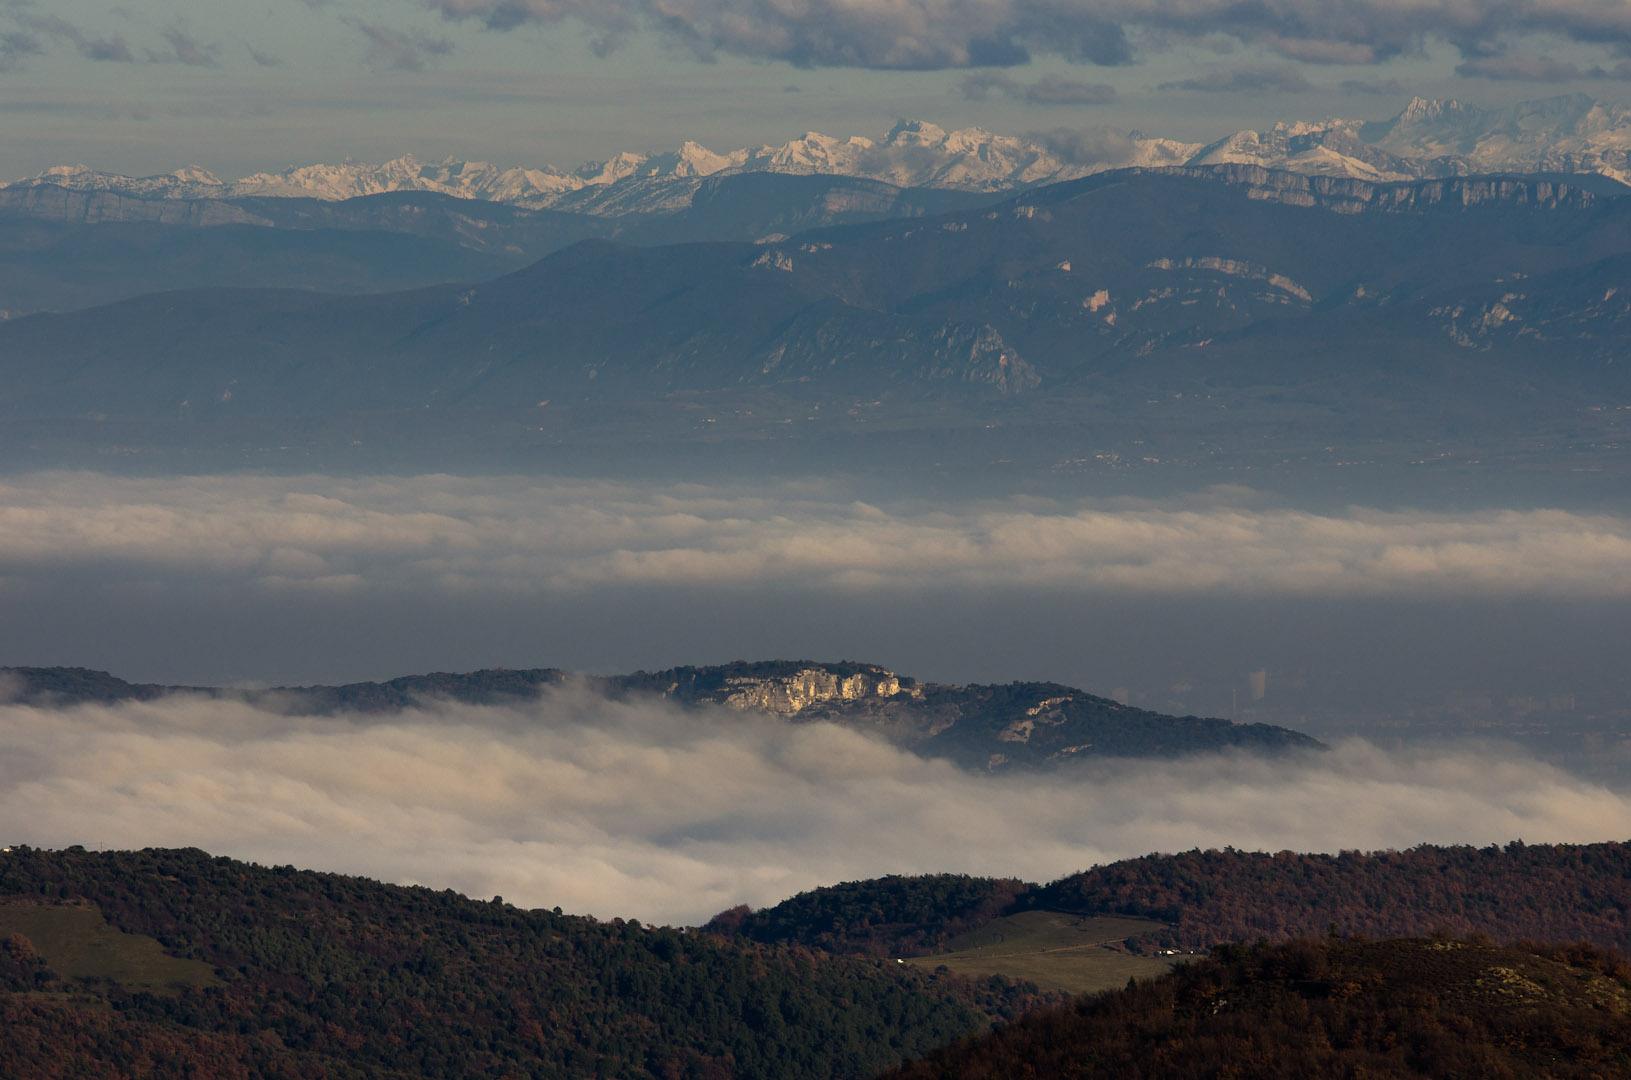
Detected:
left=428, top=0, right=1631, bottom=71
left=9, top=0, right=1631, bottom=79
left=1, top=472, right=1627, bottom=601
left=2, top=688, right=1625, bottom=924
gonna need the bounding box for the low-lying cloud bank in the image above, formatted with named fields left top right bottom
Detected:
left=2, top=688, right=1626, bottom=925
left=1, top=472, right=1628, bottom=600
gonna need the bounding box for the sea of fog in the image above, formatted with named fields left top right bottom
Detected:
left=1, top=467, right=1629, bottom=922
left=3, top=687, right=1629, bottom=925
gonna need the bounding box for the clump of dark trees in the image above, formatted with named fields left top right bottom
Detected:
left=0, top=847, right=1044, bottom=1080
left=881, top=934, right=1631, bottom=1080
left=708, top=875, right=1033, bottom=959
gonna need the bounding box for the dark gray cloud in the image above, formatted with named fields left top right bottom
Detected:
left=422, top=0, right=1631, bottom=71
left=962, top=71, right=1116, bottom=105
left=245, top=42, right=283, bottom=68
left=146, top=27, right=220, bottom=68
left=3, top=689, right=1625, bottom=924
left=1160, top=66, right=1314, bottom=93
left=347, top=20, right=455, bottom=71
left=10, top=11, right=132, bottom=62
left=1455, top=52, right=1631, bottom=82
left=0, top=28, right=38, bottom=71
left=0, top=7, right=221, bottom=69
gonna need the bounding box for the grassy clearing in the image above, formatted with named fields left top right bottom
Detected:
left=0, top=903, right=220, bottom=995
left=904, top=911, right=1179, bottom=995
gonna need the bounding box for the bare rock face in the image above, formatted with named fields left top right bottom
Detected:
left=1138, top=164, right=1604, bottom=214
left=624, top=661, right=1323, bottom=769
left=719, top=666, right=914, bottom=715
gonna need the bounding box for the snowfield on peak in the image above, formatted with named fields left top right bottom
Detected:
left=0, top=120, right=1183, bottom=211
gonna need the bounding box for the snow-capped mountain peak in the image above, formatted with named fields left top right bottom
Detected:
left=671, top=141, right=741, bottom=177
left=883, top=118, right=950, bottom=147
left=168, top=166, right=224, bottom=186
left=752, top=131, right=875, bottom=174
left=12, top=95, right=1631, bottom=215
left=1397, top=96, right=1470, bottom=125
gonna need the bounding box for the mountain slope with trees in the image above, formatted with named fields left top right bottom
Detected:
left=0, top=847, right=1040, bottom=1080
left=716, top=841, right=1631, bottom=959
left=881, top=934, right=1631, bottom=1080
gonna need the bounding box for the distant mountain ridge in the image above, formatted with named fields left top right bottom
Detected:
left=12, top=94, right=1631, bottom=215
left=1189, top=92, right=1631, bottom=183
left=8, top=119, right=1180, bottom=216
left=0, top=172, right=991, bottom=318
left=6, top=165, right=1627, bottom=428
left=6, top=94, right=1629, bottom=324
left=0, top=660, right=1323, bottom=770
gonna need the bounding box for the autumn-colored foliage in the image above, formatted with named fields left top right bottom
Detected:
left=883, top=935, right=1631, bottom=1080
left=1034, top=841, right=1631, bottom=953
left=0, top=847, right=1031, bottom=1080
left=726, top=841, right=1631, bottom=960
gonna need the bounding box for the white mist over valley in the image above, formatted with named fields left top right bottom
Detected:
left=4, top=687, right=1628, bottom=925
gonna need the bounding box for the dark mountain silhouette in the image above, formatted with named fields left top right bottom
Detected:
left=0, top=174, right=992, bottom=316
left=4, top=167, right=1629, bottom=421
left=0, top=660, right=1322, bottom=771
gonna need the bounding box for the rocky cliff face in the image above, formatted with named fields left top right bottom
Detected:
left=623, top=661, right=1322, bottom=769
left=718, top=666, right=916, bottom=715
left=1136, top=165, right=1604, bottom=214
left=0, top=186, right=272, bottom=227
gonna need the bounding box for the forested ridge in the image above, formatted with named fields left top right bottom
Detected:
left=0, top=847, right=1042, bottom=1080
left=709, top=875, right=1033, bottom=959
left=881, top=934, right=1631, bottom=1079
left=4, top=843, right=1631, bottom=1077
left=1035, top=842, right=1631, bottom=953
left=717, top=841, right=1631, bottom=958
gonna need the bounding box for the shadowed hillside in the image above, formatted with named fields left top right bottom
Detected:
left=0, top=847, right=1043, bottom=1080
left=881, top=935, right=1631, bottom=1080
left=716, top=841, right=1631, bottom=960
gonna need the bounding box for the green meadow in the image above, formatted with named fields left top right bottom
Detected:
left=0, top=903, right=220, bottom=995
left=905, top=911, right=1180, bottom=995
